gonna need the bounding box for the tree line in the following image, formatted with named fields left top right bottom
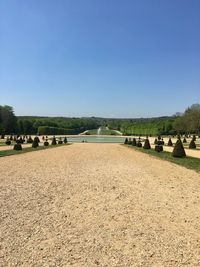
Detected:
left=106, top=104, right=200, bottom=136
left=0, top=104, right=200, bottom=136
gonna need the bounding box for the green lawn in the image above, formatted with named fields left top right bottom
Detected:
left=125, top=144, right=200, bottom=172
left=0, top=144, right=70, bottom=158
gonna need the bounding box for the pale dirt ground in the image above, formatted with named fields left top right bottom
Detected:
left=1, top=143, right=200, bottom=267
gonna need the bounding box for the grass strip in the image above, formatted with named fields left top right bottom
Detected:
left=124, top=145, right=200, bottom=173
left=0, top=144, right=71, bottom=158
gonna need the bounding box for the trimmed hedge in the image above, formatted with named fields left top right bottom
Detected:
left=168, top=138, right=173, bottom=146
left=38, top=126, right=82, bottom=135
left=172, top=139, right=186, bottom=158
left=51, top=136, right=57, bottom=145
left=189, top=139, right=196, bottom=149
left=143, top=138, right=151, bottom=149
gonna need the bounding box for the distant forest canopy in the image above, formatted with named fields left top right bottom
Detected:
left=0, top=104, right=200, bottom=136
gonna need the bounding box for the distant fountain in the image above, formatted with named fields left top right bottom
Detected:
left=97, top=127, right=101, bottom=135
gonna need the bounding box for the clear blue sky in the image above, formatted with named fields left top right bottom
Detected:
left=0, top=0, right=200, bottom=118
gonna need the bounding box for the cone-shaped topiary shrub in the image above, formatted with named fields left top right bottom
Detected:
left=158, top=135, right=161, bottom=140
left=132, top=138, right=136, bottom=146
left=19, top=137, right=24, bottom=144
left=51, top=136, right=57, bottom=145
left=27, top=136, right=33, bottom=143
left=10, top=135, right=13, bottom=140
left=155, top=145, right=163, bottom=152
left=1, top=134, right=5, bottom=139
left=183, top=137, right=187, bottom=143
left=168, top=138, right=173, bottom=146
left=154, top=138, right=158, bottom=145
left=137, top=141, right=142, bottom=147
left=32, top=137, right=39, bottom=148
left=193, top=135, right=196, bottom=141
left=5, top=138, right=11, bottom=145
left=35, top=136, right=40, bottom=143
left=58, top=138, right=63, bottom=145
left=172, top=139, right=186, bottom=157
left=143, top=138, right=151, bottom=149
left=13, top=140, right=22, bottom=151
left=124, top=138, right=128, bottom=144
left=189, top=139, right=196, bottom=149
left=64, top=137, right=68, bottom=144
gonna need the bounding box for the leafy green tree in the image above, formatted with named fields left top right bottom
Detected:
left=0, top=105, right=17, bottom=134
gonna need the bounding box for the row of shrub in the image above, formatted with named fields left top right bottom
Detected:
left=13, top=136, right=68, bottom=151
left=124, top=137, right=187, bottom=157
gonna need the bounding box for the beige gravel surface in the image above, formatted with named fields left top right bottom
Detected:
left=1, top=143, right=200, bottom=267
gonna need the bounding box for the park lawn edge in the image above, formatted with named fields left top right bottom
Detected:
left=123, top=144, right=200, bottom=173
left=0, top=143, right=71, bottom=158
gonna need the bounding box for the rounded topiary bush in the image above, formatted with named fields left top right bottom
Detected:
left=160, top=138, right=165, bottom=145
left=157, top=140, right=163, bottom=145
left=143, top=138, right=151, bottom=149
left=172, top=139, right=186, bottom=158
left=51, top=136, right=57, bottom=145
left=132, top=138, right=136, bottom=146
left=155, top=145, right=163, bottom=152
left=189, top=139, right=196, bottom=149
left=5, top=139, right=11, bottom=145
left=63, top=137, right=68, bottom=144
left=168, top=138, right=173, bottom=146
left=137, top=141, right=142, bottom=147
left=19, top=137, right=24, bottom=144
left=32, top=138, right=39, bottom=148
left=124, top=138, right=128, bottom=144
left=13, top=141, right=22, bottom=151
left=44, top=140, right=49, bottom=146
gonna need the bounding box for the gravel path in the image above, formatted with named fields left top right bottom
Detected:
left=1, top=143, right=200, bottom=267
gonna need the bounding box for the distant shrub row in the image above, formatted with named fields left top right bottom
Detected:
left=124, top=136, right=198, bottom=158
left=13, top=136, right=68, bottom=150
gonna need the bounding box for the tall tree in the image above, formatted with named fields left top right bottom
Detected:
left=0, top=105, right=17, bottom=134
